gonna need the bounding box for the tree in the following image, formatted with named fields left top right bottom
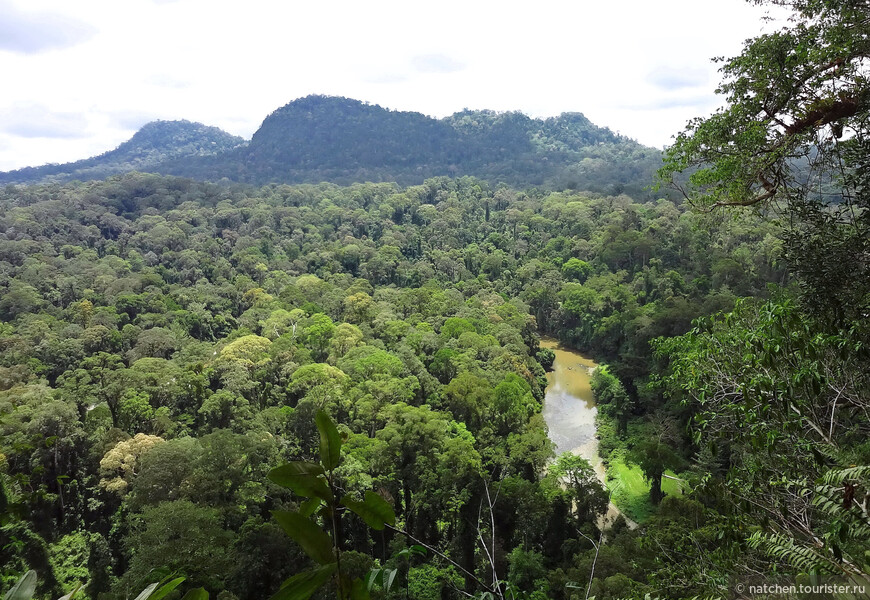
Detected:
left=342, top=292, right=375, bottom=324
left=328, top=323, right=364, bottom=362
left=128, top=437, right=199, bottom=508
left=590, top=365, right=633, bottom=435
left=198, top=390, right=252, bottom=431
left=374, top=403, right=462, bottom=537
left=441, top=372, right=492, bottom=431
left=657, top=0, right=870, bottom=326
left=121, top=500, right=232, bottom=593
left=492, top=373, right=539, bottom=436
left=658, top=297, right=870, bottom=578
left=547, top=453, right=609, bottom=524
left=214, top=335, right=273, bottom=406
left=216, top=334, right=272, bottom=367
left=656, top=0, right=870, bottom=582
left=561, top=258, right=591, bottom=283
left=659, top=0, right=870, bottom=210
left=260, top=309, right=301, bottom=340
left=116, top=391, right=156, bottom=434
left=303, top=314, right=336, bottom=361
left=127, top=327, right=177, bottom=362
left=0, top=283, right=44, bottom=321
left=99, top=433, right=164, bottom=495
left=626, top=437, right=682, bottom=505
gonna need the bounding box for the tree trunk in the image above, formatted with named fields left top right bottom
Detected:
left=649, top=470, right=664, bottom=505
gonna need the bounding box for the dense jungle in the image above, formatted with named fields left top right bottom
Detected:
left=1, top=1, right=869, bottom=599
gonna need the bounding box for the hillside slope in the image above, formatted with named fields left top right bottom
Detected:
left=0, top=120, right=245, bottom=185
left=2, top=96, right=664, bottom=197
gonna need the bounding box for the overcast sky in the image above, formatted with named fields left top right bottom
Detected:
left=0, top=0, right=781, bottom=172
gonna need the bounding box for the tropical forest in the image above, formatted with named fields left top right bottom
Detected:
left=0, top=1, right=868, bottom=600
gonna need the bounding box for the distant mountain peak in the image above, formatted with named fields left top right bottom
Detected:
left=1, top=96, right=661, bottom=197
left=0, top=120, right=245, bottom=185
left=109, top=119, right=245, bottom=160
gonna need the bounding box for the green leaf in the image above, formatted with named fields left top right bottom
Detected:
left=365, top=569, right=382, bottom=592
left=57, top=583, right=82, bottom=600
left=4, top=571, right=37, bottom=600
left=349, top=577, right=370, bottom=600
left=341, top=491, right=396, bottom=530
left=268, top=463, right=332, bottom=502
left=271, top=510, right=336, bottom=565
left=270, top=565, right=337, bottom=600
left=396, top=545, right=427, bottom=559
left=364, top=568, right=397, bottom=593
left=383, top=569, right=397, bottom=593
left=278, top=461, right=325, bottom=477
left=299, top=498, right=322, bottom=517
left=180, top=588, right=209, bottom=600
left=149, top=577, right=186, bottom=600
left=315, top=411, right=341, bottom=470
left=131, top=583, right=160, bottom=600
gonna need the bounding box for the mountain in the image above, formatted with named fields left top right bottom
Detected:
left=1, top=96, right=665, bottom=197
left=0, top=120, right=245, bottom=185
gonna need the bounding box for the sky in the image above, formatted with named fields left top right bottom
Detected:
left=0, top=0, right=782, bottom=172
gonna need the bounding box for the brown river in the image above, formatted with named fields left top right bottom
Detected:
left=540, top=337, right=603, bottom=475
left=540, top=337, right=635, bottom=527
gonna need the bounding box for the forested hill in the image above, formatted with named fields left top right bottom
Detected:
left=0, top=121, right=245, bottom=186
left=1, top=96, right=664, bottom=197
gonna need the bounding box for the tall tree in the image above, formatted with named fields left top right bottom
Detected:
left=657, top=0, right=870, bottom=585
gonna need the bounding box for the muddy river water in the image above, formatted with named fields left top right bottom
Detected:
left=540, top=337, right=637, bottom=527
left=540, top=337, right=638, bottom=528
left=540, top=337, right=603, bottom=471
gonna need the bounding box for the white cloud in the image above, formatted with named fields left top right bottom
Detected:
left=410, top=54, right=466, bottom=74
left=0, top=1, right=96, bottom=54
left=0, top=104, right=89, bottom=138
left=646, top=67, right=710, bottom=91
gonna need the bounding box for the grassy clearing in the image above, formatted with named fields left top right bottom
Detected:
left=662, top=471, right=690, bottom=496
left=605, top=456, right=655, bottom=522
left=605, top=455, right=690, bottom=523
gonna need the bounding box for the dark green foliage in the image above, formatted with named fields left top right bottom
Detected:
left=534, top=348, right=555, bottom=371
left=650, top=0, right=870, bottom=590
left=267, top=411, right=397, bottom=600
left=590, top=366, right=633, bottom=435
left=122, top=501, right=232, bottom=592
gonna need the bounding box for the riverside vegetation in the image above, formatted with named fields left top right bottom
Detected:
left=2, top=0, right=869, bottom=598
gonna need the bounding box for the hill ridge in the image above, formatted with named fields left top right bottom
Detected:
left=1, top=95, right=663, bottom=197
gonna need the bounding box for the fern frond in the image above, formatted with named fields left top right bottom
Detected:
left=747, top=531, right=837, bottom=574
left=822, top=466, right=870, bottom=486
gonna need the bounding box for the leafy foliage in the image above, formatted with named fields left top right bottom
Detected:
left=267, top=410, right=397, bottom=600
left=0, top=169, right=785, bottom=599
